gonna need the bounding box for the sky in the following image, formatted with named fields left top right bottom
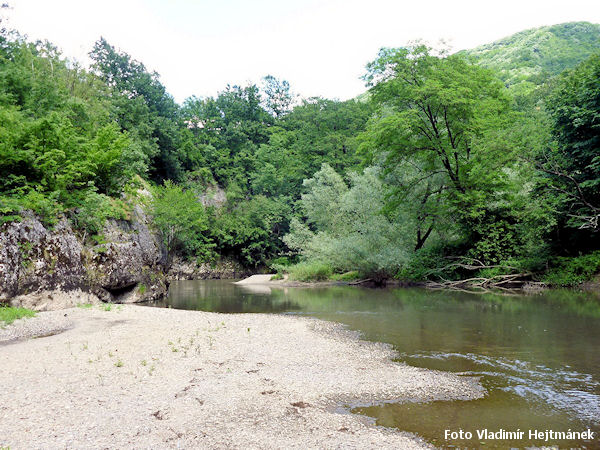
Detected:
left=5, top=0, right=600, bottom=103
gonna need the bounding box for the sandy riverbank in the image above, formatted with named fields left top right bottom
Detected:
left=235, top=273, right=355, bottom=288
left=0, top=305, right=483, bottom=449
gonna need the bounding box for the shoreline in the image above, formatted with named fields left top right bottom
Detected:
left=0, top=304, right=483, bottom=448
left=235, top=273, right=600, bottom=294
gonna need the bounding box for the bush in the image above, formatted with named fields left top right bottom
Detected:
left=287, top=261, right=333, bottom=282
left=397, top=246, right=447, bottom=281
left=330, top=271, right=361, bottom=281
left=542, top=251, right=600, bottom=287
left=0, top=190, right=62, bottom=227
left=70, top=190, right=129, bottom=237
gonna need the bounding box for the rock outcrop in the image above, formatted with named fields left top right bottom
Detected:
left=0, top=205, right=168, bottom=310
left=0, top=213, right=85, bottom=302
left=167, top=256, right=254, bottom=281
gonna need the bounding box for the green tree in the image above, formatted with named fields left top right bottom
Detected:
left=151, top=181, right=212, bottom=267
left=261, top=75, right=293, bottom=118
left=544, top=53, right=600, bottom=232
left=285, top=164, right=411, bottom=279
left=361, top=44, right=516, bottom=255
left=90, top=38, right=200, bottom=182
left=181, top=85, right=273, bottom=188
left=251, top=98, right=371, bottom=198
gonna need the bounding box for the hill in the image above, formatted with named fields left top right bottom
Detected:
left=462, top=21, right=600, bottom=86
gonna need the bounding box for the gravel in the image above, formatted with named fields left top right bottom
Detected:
left=0, top=305, right=484, bottom=449
left=0, top=309, right=73, bottom=344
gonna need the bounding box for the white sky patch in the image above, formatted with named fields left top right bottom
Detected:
left=5, top=0, right=600, bottom=103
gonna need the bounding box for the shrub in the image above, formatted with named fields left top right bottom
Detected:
left=397, top=246, right=447, bottom=281
left=542, top=251, right=600, bottom=287
left=151, top=181, right=214, bottom=267
left=287, top=261, right=333, bottom=282
left=330, top=271, right=361, bottom=281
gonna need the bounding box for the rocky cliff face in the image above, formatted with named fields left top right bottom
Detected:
left=167, top=256, right=254, bottom=281
left=0, top=206, right=168, bottom=310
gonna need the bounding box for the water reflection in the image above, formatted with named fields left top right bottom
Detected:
left=148, top=280, right=600, bottom=448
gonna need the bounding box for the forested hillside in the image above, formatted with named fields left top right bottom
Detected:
left=463, top=22, right=600, bottom=86
left=1, top=19, right=600, bottom=291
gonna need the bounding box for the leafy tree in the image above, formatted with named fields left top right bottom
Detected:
left=251, top=97, right=371, bottom=198
left=261, top=75, right=293, bottom=118
left=361, top=44, right=518, bottom=256
left=182, top=85, right=273, bottom=188
left=90, top=38, right=200, bottom=182
left=209, top=194, right=290, bottom=266
left=285, top=164, right=411, bottom=279
left=151, top=181, right=212, bottom=267
left=538, top=53, right=600, bottom=245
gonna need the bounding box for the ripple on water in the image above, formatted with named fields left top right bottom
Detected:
left=402, top=351, right=600, bottom=425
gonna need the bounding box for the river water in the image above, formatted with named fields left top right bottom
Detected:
left=149, top=280, right=600, bottom=448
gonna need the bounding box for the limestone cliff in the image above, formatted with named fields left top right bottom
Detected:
left=0, top=206, right=168, bottom=310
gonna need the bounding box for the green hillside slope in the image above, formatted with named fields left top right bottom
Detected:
left=462, top=21, right=600, bottom=85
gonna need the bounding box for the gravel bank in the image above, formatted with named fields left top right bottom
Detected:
left=0, top=308, right=73, bottom=343
left=0, top=305, right=484, bottom=448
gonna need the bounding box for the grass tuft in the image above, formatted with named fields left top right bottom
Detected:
left=287, top=261, right=333, bottom=282
left=330, top=271, right=361, bottom=282
left=0, top=306, right=36, bottom=325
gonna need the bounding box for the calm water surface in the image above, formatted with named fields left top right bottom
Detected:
left=150, top=280, right=600, bottom=448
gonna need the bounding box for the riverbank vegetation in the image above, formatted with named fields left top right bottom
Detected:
left=1, top=17, right=600, bottom=288
left=0, top=306, right=35, bottom=325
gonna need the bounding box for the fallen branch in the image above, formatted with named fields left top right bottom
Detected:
left=425, top=272, right=533, bottom=294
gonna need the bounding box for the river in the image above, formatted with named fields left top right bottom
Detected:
left=148, top=280, right=600, bottom=448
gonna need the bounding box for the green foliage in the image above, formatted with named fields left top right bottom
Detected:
left=181, top=84, right=273, bottom=188
left=362, top=45, right=518, bottom=252
left=0, top=306, right=35, bottom=325
left=209, top=195, right=290, bottom=266
left=3, top=21, right=600, bottom=283
left=330, top=271, right=361, bottom=282
left=90, top=38, right=197, bottom=182
left=0, top=34, right=148, bottom=229
left=70, top=190, right=129, bottom=237
left=541, top=53, right=600, bottom=239
left=252, top=98, right=371, bottom=198
left=285, top=164, right=411, bottom=279
left=542, top=251, right=600, bottom=287
left=0, top=190, right=61, bottom=226
left=397, top=246, right=448, bottom=281
left=463, top=22, right=600, bottom=87
left=151, top=181, right=213, bottom=266
left=287, top=261, right=333, bottom=282
left=261, top=75, right=293, bottom=118
left=76, top=303, right=93, bottom=309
